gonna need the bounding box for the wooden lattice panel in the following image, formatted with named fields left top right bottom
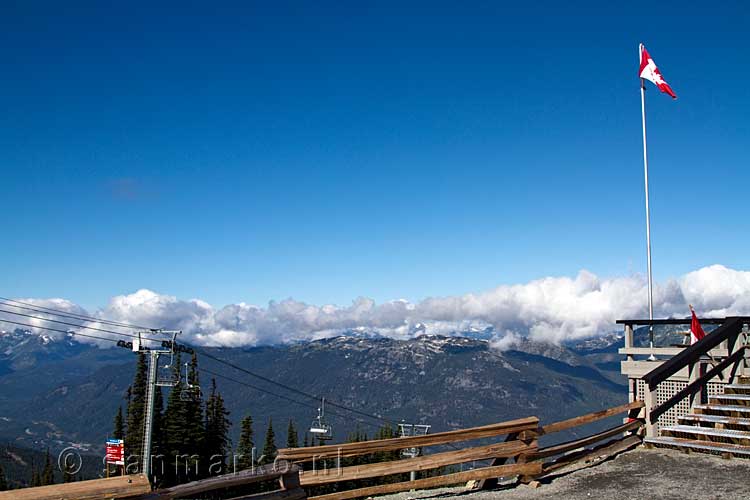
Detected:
left=636, top=378, right=730, bottom=430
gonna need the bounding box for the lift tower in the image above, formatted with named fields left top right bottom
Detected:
left=130, top=329, right=186, bottom=479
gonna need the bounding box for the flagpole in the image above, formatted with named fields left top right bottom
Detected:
left=640, top=75, right=657, bottom=361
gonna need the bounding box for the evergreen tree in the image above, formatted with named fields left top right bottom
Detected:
left=113, top=406, right=125, bottom=440
left=41, top=448, right=54, bottom=486
left=0, top=463, right=7, bottom=491
left=286, top=419, right=298, bottom=448
left=236, top=414, right=255, bottom=470
left=150, top=386, right=165, bottom=485
left=204, top=378, right=232, bottom=475
left=261, top=419, right=277, bottom=465
left=125, top=353, right=148, bottom=466
left=62, top=460, right=77, bottom=483
left=163, top=352, right=187, bottom=485
left=31, top=460, right=40, bottom=487
left=183, top=352, right=205, bottom=479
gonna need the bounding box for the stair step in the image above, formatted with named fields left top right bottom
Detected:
left=661, top=425, right=750, bottom=442
left=680, top=414, right=750, bottom=429
left=711, top=394, right=750, bottom=405
left=645, top=436, right=750, bottom=457
left=724, top=384, right=750, bottom=393
left=694, top=404, right=750, bottom=415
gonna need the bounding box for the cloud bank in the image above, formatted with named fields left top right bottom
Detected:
left=3, top=265, right=750, bottom=348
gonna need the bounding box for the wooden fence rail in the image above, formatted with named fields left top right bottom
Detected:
left=299, top=438, right=536, bottom=486
left=0, top=474, right=151, bottom=500
left=308, top=462, right=543, bottom=500
left=133, top=462, right=303, bottom=500
left=278, top=416, right=539, bottom=462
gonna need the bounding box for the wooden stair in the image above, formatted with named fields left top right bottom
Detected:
left=645, top=378, right=750, bottom=458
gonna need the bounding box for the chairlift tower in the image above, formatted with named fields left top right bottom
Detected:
left=130, top=329, right=186, bottom=479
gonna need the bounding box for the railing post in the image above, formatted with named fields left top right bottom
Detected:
left=737, top=323, right=750, bottom=378
left=624, top=323, right=634, bottom=358
left=643, top=384, right=657, bottom=438
left=688, top=360, right=701, bottom=409
left=624, top=324, right=637, bottom=405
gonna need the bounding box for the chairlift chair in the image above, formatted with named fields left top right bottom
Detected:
left=179, top=362, right=202, bottom=401
left=398, top=422, right=431, bottom=458
left=309, top=398, right=333, bottom=441
left=155, top=331, right=181, bottom=387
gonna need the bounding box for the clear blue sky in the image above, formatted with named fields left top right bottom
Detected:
left=1, top=1, right=747, bottom=309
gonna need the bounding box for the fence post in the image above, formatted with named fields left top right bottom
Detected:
left=688, top=360, right=701, bottom=409
left=643, top=384, right=657, bottom=438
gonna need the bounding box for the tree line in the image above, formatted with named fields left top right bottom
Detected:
left=115, top=351, right=422, bottom=492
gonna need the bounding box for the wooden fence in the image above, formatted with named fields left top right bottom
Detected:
left=275, top=400, right=644, bottom=500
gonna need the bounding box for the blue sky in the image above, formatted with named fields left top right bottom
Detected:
left=1, top=1, right=748, bottom=310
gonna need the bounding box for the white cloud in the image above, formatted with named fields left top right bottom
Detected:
left=4, top=264, right=750, bottom=348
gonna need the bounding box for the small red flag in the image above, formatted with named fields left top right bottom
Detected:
left=690, top=307, right=706, bottom=344
left=639, top=44, right=677, bottom=99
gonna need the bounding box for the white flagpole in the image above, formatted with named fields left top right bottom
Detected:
left=639, top=46, right=656, bottom=360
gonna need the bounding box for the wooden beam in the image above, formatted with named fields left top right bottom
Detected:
left=528, top=420, right=642, bottom=460
left=307, top=462, right=543, bottom=500
left=467, top=432, right=519, bottom=491
left=227, top=488, right=307, bottom=500
left=541, top=400, right=644, bottom=435
left=540, top=435, right=641, bottom=476
left=279, top=416, right=539, bottom=462
left=616, top=318, right=728, bottom=325
left=299, top=439, right=534, bottom=487
left=137, top=463, right=296, bottom=499
left=0, top=474, right=151, bottom=500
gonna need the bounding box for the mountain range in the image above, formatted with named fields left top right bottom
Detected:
left=0, top=326, right=638, bottom=462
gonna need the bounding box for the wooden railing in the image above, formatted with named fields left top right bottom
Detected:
left=276, top=401, right=644, bottom=500
left=135, top=462, right=305, bottom=500
left=0, top=474, right=151, bottom=500
left=631, top=316, right=750, bottom=437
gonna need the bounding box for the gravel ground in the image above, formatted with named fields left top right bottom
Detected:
left=373, top=447, right=750, bottom=500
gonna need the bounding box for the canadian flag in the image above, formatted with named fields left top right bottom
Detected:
left=639, top=44, right=677, bottom=99
left=690, top=305, right=706, bottom=344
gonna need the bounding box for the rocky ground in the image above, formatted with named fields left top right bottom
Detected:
left=374, top=447, right=750, bottom=500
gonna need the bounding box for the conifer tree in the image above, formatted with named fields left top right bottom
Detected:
left=204, top=378, right=232, bottom=474
left=163, top=352, right=186, bottom=485
left=63, top=461, right=77, bottom=483
left=41, top=448, right=54, bottom=486
left=31, top=460, right=40, bottom=487
left=236, top=414, right=255, bottom=470
left=150, top=386, right=165, bottom=484
left=286, top=419, right=298, bottom=448
left=125, top=353, right=148, bottom=464
left=113, top=406, right=125, bottom=440
left=183, top=352, right=205, bottom=479
left=0, top=463, right=7, bottom=491
left=261, top=419, right=277, bottom=465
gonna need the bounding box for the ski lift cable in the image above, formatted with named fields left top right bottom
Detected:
left=199, top=366, right=382, bottom=431
left=0, top=300, right=408, bottom=428
left=0, top=308, right=165, bottom=343
left=194, top=347, right=398, bottom=426
left=0, top=297, right=153, bottom=330
left=0, top=318, right=123, bottom=344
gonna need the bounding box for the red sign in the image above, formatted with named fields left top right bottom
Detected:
left=106, top=439, right=124, bottom=465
